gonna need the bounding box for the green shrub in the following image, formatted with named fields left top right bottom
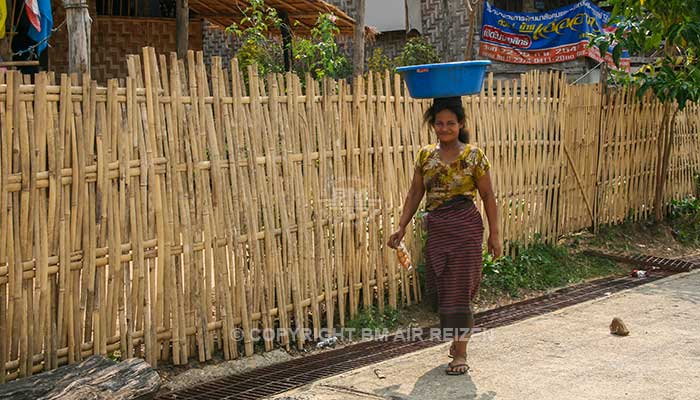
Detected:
left=367, top=47, right=393, bottom=73
left=226, top=0, right=284, bottom=79
left=393, top=37, right=440, bottom=67
left=227, top=2, right=350, bottom=85
left=293, top=13, right=351, bottom=82
left=668, top=196, right=700, bottom=244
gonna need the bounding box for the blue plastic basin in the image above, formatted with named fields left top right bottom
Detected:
left=396, top=60, right=491, bottom=99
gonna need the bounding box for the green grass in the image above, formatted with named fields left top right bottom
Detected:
left=344, top=306, right=402, bottom=333
left=480, top=242, right=623, bottom=298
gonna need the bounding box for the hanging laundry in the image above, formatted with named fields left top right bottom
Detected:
left=25, top=0, right=41, bottom=31
left=0, top=0, right=8, bottom=38
left=27, top=0, right=52, bottom=53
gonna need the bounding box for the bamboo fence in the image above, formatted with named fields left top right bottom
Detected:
left=0, top=48, right=699, bottom=381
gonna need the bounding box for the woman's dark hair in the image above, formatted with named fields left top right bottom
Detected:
left=423, top=96, right=469, bottom=143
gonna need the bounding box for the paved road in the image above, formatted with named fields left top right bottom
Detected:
left=274, top=270, right=700, bottom=400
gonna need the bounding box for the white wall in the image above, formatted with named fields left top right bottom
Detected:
left=365, top=0, right=406, bottom=32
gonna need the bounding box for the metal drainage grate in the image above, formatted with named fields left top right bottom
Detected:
left=158, top=267, right=678, bottom=400
left=583, top=251, right=698, bottom=272
left=681, top=252, right=700, bottom=267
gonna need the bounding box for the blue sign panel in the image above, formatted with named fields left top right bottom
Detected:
left=479, top=0, right=630, bottom=69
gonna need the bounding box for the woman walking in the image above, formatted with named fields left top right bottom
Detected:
left=388, top=96, right=501, bottom=375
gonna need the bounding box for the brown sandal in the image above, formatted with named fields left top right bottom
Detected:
left=446, top=363, right=469, bottom=375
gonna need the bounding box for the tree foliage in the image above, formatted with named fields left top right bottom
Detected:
left=591, top=0, right=700, bottom=109
left=226, top=1, right=350, bottom=83
left=293, top=13, right=351, bottom=80
left=367, top=37, right=441, bottom=74
left=392, top=37, right=441, bottom=68
left=225, top=0, right=285, bottom=78
left=591, top=1, right=700, bottom=221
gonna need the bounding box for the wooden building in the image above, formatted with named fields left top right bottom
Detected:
left=1, top=0, right=354, bottom=82
left=327, top=0, right=602, bottom=82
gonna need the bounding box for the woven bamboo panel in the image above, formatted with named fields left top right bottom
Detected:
left=468, top=71, right=566, bottom=252
left=559, top=82, right=601, bottom=234
left=48, top=9, right=203, bottom=83
left=597, top=89, right=665, bottom=225
left=0, top=49, right=699, bottom=383
left=669, top=103, right=700, bottom=199
left=92, top=17, right=203, bottom=82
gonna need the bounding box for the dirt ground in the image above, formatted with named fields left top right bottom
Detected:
left=562, top=218, right=699, bottom=259
left=156, top=220, right=700, bottom=395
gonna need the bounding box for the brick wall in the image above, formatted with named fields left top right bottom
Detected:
left=49, top=0, right=202, bottom=83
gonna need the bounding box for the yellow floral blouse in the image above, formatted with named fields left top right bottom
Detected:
left=415, top=143, right=491, bottom=211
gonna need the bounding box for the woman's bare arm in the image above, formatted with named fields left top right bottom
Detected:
left=388, top=169, right=425, bottom=248
left=476, top=171, right=502, bottom=257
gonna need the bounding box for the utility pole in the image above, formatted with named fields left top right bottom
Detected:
left=464, top=0, right=482, bottom=60
left=353, top=0, right=365, bottom=76
left=176, top=0, right=189, bottom=59
left=63, top=0, right=91, bottom=77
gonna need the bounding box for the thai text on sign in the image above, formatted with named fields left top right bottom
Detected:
left=479, top=0, right=630, bottom=70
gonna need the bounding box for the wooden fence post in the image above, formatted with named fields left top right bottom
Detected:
left=63, top=0, right=91, bottom=78
left=176, top=0, right=189, bottom=59
left=353, top=0, right=365, bottom=76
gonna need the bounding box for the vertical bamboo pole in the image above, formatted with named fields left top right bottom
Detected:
left=165, top=53, right=189, bottom=365
left=34, top=72, right=52, bottom=372
left=1, top=70, right=11, bottom=382
left=357, top=76, right=372, bottom=310
left=108, top=78, right=124, bottom=360
left=263, top=74, right=290, bottom=349
left=296, top=74, right=323, bottom=340
left=304, top=76, right=333, bottom=333
left=366, top=72, right=383, bottom=313
left=218, top=59, right=247, bottom=359
left=325, top=78, right=346, bottom=326
left=229, top=58, right=255, bottom=356
left=142, top=47, right=168, bottom=366
left=348, top=76, right=362, bottom=316
left=286, top=74, right=319, bottom=341
left=202, top=56, right=238, bottom=358
left=550, top=73, right=565, bottom=239
left=16, top=71, right=33, bottom=377
left=154, top=53, right=174, bottom=363
left=123, top=76, right=137, bottom=360
left=250, top=65, right=276, bottom=352
left=275, top=73, right=306, bottom=348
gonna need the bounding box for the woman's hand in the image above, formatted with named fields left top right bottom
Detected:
left=487, top=233, right=502, bottom=258
left=387, top=226, right=406, bottom=249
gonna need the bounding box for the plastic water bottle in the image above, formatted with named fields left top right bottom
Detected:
left=396, top=242, right=413, bottom=271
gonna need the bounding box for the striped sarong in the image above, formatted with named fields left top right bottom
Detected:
left=424, top=197, right=484, bottom=331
